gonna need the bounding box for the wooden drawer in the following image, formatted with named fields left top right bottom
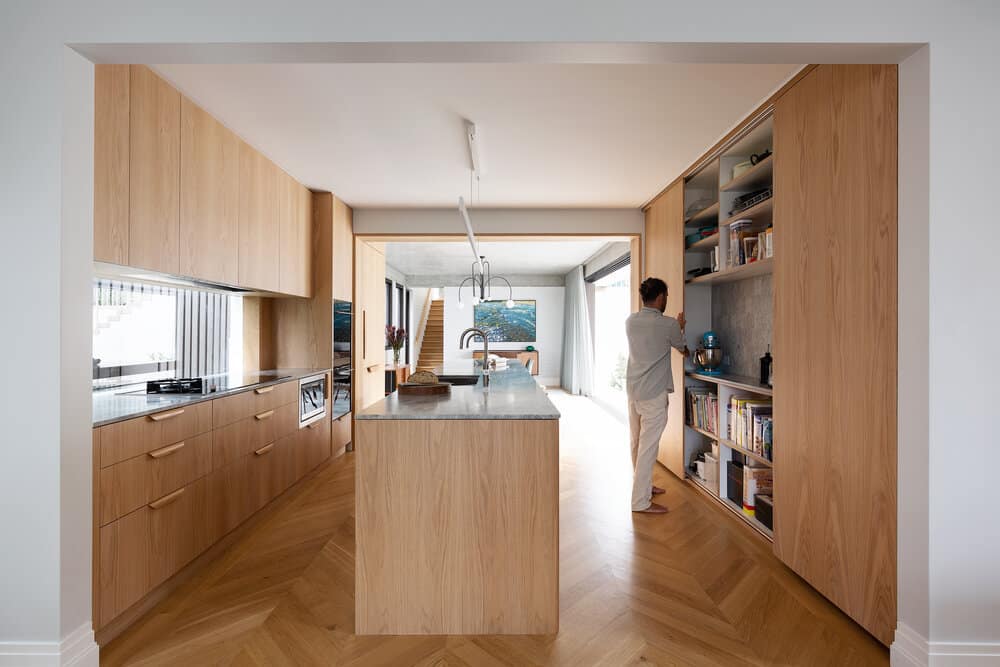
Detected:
left=98, top=475, right=213, bottom=626
left=212, top=380, right=298, bottom=429
left=246, top=434, right=296, bottom=513
left=212, top=402, right=297, bottom=469
left=332, top=413, right=352, bottom=452
left=98, top=401, right=213, bottom=468
left=98, top=431, right=212, bottom=526
left=294, top=417, right=331, bottom=482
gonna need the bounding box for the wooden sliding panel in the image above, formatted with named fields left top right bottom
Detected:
left=94, top=64, right=130, bottom=265
left=179, top=96, right=240, bottom=286
left=772, top=64, right=897, bottom=645
left=356, top=418, right=559, bottom=634
left=128, top=65, right=180, bottom=275
left=643, top=181, right=686, bottom=477
left=332, top=196, right=354, bottom=302
left=353, top=239, right=385, bottom=410
left=238, top=142, right=280, bottom=292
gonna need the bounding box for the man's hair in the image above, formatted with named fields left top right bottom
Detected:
left=639, top=277, right=668, bottom=304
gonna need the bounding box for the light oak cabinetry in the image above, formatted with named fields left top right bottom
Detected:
left=93, top=64, right=130, bottom=265
left=179, top=96, right=239, bottom=285
left=238, top=141, right=280, bottom=291
left=354, top=239, right=386, bottom=410
left=772, top=64, right=897, bottom=645
left=93, top=376, right=333, bottom=642
left=642, top=181, right=686, bottom=478
left=93, top=64, right=315, bottom=297
left=127, top=65, right=180, bottom=274
left=332, top=196, right=354, bottom=302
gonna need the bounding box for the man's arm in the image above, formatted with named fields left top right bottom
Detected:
left=668, top=312, right=688, bottom=355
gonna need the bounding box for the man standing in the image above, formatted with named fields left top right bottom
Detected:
left=626, top=277, right=687, bottom=514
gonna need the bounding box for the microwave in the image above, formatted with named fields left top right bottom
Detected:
left=298, top=373, right=328, bottom=427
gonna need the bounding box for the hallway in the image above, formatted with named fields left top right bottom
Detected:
left=102, top=391, right=887, bottom=666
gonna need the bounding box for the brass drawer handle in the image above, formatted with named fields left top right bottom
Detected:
left=148, top=488, right=185, bottom=509
left=254, top=443, right=275, bottom=456
left=148, top=441, right=186, bottom=459
left=149, top=408, right=185, bottom=422
left=255, top=410, right=275, bottom=421
left=254, top=386, right=274, bottom=395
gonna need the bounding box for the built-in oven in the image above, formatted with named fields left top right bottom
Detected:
left=298, top=373, right=328, bottom=427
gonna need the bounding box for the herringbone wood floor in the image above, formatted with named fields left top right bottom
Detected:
left=102, top=391, right=888, bottom=666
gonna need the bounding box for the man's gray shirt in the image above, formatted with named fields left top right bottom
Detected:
left=625, top=307, right=686, bottom=400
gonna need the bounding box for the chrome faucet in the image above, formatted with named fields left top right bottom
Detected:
left=458, top=327, right=490, bottom=388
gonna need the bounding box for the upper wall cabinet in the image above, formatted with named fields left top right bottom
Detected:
left=128, top=65, right=180, bottom=275
left=331, top=195, right=354, bottom=302
left=238, top=141, right=280, bottom=292
left=278, top=171, right=313, bottom=297
left=94, top=65, right=130, bottom=265
left=179, top=96, right=240, bottom=286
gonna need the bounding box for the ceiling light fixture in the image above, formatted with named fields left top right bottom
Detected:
left=466, top=121, right=483, bottom=180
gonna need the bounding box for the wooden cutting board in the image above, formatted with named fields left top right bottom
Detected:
left=398, top=382, right=451, bottom=396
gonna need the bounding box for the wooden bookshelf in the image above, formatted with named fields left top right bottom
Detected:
left=687, top=472, right=719, bottom=497
left=684, top=201, right=719, bottom=226
left=685, top=257, right=773, bottom=286
left=686, top=472, right=773, bottom=541
left=686, top=371, right=773, bottom=396
left=686, top=423, right=719, bottom=440
left=722, top=196, right=773, bottom=227
left=720, top=154, right=773, bottom=192
left=685, top=232, right=719, bottom=252
left=720, top=437, right=772, bottom=467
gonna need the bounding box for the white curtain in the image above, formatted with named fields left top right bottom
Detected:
left=561, top=266, right=595, bottom=395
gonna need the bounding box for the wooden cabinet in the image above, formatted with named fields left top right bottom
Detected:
left=238, top=141, right=280, bottom=291
left=354, top=239, right=386, bottom=410
left=128, top=65, right=180, bottom=274
left=278, top=173, right=313, bottom=297
left=332, top=412, right=352, bottom=452
left=643, top=181, right=686, bottom=478
left=94, top=64, right=130, bottom=265
left=179, top=96, right=239, bottom=285
left=332, top=195, right=354, bottom=302
left=98, top=401, right=213, bottom=468
left=295, top=418, right=332, bottom=481
left=212, top=402, right=297, bottom=469
left=772, top=64, right=897, bottom=645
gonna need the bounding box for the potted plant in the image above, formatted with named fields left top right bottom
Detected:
left=386, top=324, right=406, bottom=367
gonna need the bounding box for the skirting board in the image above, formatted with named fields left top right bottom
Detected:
left=0, top=622, right=99, bottom=667
left=891, top=623, right=1000, bottom=667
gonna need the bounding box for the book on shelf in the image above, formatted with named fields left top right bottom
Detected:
left=728, top=396, right=773, bottom=460
left=686, top=387, right=718, bottom=436
left=743, top=465, right=773, bottom=516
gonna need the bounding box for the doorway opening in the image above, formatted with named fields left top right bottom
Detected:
left=590, top=262, right=632, bottom=422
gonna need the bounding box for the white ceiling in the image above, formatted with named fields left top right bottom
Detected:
left=153, top=63, right=799, bottom=207
left=385, top=240, right=613, bottom=277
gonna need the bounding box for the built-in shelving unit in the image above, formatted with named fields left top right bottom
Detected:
left=682, top=113, right=775, bottom=544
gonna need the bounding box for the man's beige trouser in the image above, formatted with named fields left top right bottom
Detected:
left=628, top=391, right=669, bottom=511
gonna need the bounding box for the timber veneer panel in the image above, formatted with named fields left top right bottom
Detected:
left=128, top=65, right=180, bottom=274
left=332, top=195, right=354, bottom=302
left=211, top=380, right=297, bottom=429
left=98, top=401, right=213, bottom=468
left=179, top=96, right=240, bottom=285
left=238, top=141, right=280, bottom=291
left=643, top=181, right=686, bottom=478
left=356, top=418, right=559, bottom=634
left=772, top=64, right=897, bottom=645
left=211, top=402, right=297, bottom=469
left=94, top=64, right=130, bottom=265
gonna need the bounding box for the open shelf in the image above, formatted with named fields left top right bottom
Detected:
left=686, top=423, right=719, bottom=440
left=685, top=232, right=719, bottom=253
left=722, top=497, right=774, bottom=541
left=720, top=437, right=772, bottom=467
left=687, top=472, right=719, bottom=497
left=685, top=257, right=773, bottom=286
left=684, top=201, right=719, bottom=226
left=722, top=197, right=773, bottom=227
left=720, top=154, right=773, bottom=193
left=686, top=371, right=773, bottom=396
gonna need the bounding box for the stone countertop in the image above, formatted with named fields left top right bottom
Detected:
left=356, top=360, right=560, bottom=420
left=93, top=368, right=331, bottom=427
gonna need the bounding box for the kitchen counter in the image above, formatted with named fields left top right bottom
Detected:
left=92, top=368, right=330, bottom=427
left=355, top=360, right=559, bottom=420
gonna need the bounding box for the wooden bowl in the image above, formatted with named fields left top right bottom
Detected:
left=398, top=382, right=451, bottom=396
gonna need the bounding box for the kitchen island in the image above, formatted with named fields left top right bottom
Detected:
left=354, top=360, right=560, bottom=635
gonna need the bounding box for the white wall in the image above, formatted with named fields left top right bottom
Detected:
left=3, top=3, right=999, bottom=664
left=355, top=208, right=642, bottom=235
left=442, top=286, right=564, bottom=386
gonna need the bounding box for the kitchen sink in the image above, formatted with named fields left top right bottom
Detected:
left=436, top=375, right=480, bottom=386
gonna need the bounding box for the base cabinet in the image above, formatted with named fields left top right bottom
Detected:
left=94, top=377, right=334, bottom=641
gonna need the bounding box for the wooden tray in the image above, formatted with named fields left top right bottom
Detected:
left=398, top=382, right=451, bottom=396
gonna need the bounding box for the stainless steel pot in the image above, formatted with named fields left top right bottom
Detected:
left=694, top=347, right=723, bottom=371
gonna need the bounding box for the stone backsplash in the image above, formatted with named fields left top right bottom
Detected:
left=710, top=273, right=773, bottom=378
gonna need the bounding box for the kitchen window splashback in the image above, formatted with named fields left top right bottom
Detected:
left=93, top=278, right=241, bottom=390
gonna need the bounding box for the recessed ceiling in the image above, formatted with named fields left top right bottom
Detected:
left=385, top=240, right=614, bottom=277
left=154, top=63, right=800, bottom=207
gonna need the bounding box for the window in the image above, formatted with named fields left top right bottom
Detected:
left=92, top=279, right=241, bottom=389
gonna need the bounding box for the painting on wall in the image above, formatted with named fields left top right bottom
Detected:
left=474, top=299, right=537, bottom=343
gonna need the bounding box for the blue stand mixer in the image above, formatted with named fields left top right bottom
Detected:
left=692, top=331, right=723, bottom=375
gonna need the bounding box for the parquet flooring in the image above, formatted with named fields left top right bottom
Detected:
left=101, top=391, right=888, bottom=666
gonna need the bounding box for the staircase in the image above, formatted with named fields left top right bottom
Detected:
left=416, top=299, right=444, bottom=371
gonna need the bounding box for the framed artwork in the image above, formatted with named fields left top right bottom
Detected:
left=473, top=299, right=537, bottom=342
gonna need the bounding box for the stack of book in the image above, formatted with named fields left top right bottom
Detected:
left=727, top=397, right=773, bottom=460
left=728, top=221, right=774, bottom=268
left=743, top=465, right=773, bottom=517
left=686, top=387, right=718, bottom=435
